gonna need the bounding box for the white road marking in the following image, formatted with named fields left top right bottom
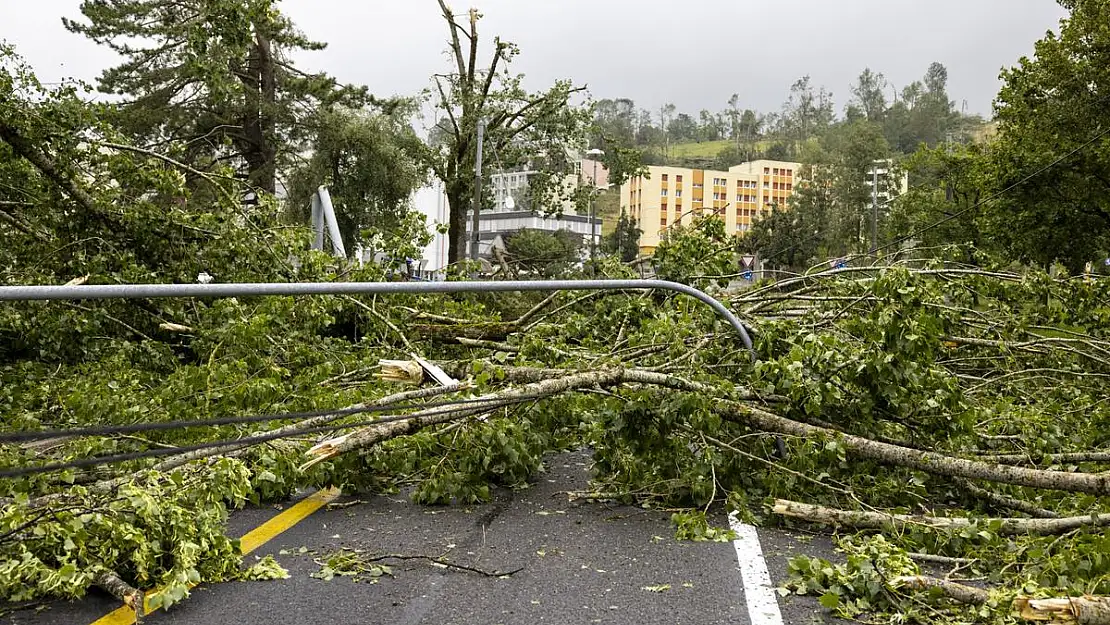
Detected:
left=728, top=512, right=785, bottom=625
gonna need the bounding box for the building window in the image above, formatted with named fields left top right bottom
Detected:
left=676, top=175, right=683, bottom=183
left=660, top=217, right=667, bottom=226
left=662, top=174, right=669, bottom=181
left=764, top=167, right=770, bottom=175
left=773, top=168, right=779, bottom=175
left=786, top=183, right=792, bottom=190
left=675, top=190, right=682, bottom=197
left=764, top=181, right=769, bottom=188
left=661, top=189, right=668, bottom=196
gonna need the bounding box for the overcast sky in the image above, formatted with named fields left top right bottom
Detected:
left=2, top=0, right=1067, bottom=119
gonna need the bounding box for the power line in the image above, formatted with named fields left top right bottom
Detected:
left=871, top=123, right=1110, bottom=255
left=0, top=394, right=515, bottom=443
left=0, top=395, right=536, bottom=479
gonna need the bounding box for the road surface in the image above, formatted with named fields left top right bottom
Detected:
left=5, top=450, right=844, bottom=625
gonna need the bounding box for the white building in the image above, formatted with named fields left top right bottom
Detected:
left=412, top=160, right=608, bottom=272
left=866, top=159, right=909, bottom=203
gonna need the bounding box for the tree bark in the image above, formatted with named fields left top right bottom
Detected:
left=94, top=570, right=144, bottom=621
left=304, top=368, right=627, bottom=464
left=772, top=499, right=1110, bottom=536
left=893, top=576, right=989, bottom=605
left=715, top=401, right=1110, bottom=495
left=953, top=477, right=1057, bottom=518
left=1015, top=596, right=1110, bottom=624
left=242, top=31, right=276, bottom=194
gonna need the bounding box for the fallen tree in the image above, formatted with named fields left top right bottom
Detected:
left=3, top=231, right=1110, bottom=623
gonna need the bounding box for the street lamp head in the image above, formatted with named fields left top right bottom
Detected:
left=586, top=148, right=604, bottom=157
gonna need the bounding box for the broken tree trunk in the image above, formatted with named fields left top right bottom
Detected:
left=94, top=570, right=144, bottom=621
left=1015, top=596, right=1110, bottom=624
left=302, top=368, right=628, bottom=466
left=772, top=499, right=1110, bottom=536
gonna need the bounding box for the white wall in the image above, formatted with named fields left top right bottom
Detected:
left=412, top=182, right=450, bottom=271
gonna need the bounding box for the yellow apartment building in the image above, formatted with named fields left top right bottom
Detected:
left=620, top=159, right=802, bottom=254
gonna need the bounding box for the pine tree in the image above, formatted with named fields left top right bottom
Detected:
left=64, top=0, right=370, bottom=194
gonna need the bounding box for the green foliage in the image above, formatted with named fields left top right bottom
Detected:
left=671, top=511, right=736, bottom=542
left=286, top=106, right=428, bottom=256
left=652, top=215, right=739, bottom=288
left=601, top=212, right=643, bottom=262
left=240, top=555, right=290, bottom=581
left=984, top=0, right=1110, bottom=271
left=502, top=228, right=583, bottom=277
left=0, top=459, right=251, bottom=608
left=887, top=145, right=991, bottom=254
left=64, top=0, right=371, bottom=193
left=784, top=535, right=922, bottom=620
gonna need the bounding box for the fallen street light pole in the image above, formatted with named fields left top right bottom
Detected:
left=0, top=279, right=755, bottom=357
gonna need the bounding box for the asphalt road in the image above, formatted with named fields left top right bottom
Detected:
left=7, top=450, right=845, bottom=625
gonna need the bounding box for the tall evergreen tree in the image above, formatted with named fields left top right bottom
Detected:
left=64, top=0, right=370, bottom=194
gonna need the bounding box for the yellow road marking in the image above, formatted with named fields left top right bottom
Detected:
left=90, top=487, right=341, bottom=625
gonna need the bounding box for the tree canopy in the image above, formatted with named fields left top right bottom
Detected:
left=422, top=1, right=592, bottom=264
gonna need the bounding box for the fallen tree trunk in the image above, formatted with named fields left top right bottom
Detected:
left=94, top=570, right=144, bottom=621
left=974, top=451, right=1110, bottom=466
left=410, top=322, right=516, bottom=342
left=894, top=575, right=989, bottom=605
left=772, top=499, right=1110, bottom=536
left=303, top=368, right=629, bottom=465
left=953, top=477, right=1058, bottom=518
left=715, top=402, right=1110, bottom=495
left=26, top=384, right=467, bottom=509
left=1015, top=596, right=1110, bottom=624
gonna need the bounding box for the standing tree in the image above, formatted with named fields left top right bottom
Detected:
left=591, top=98, right=637, bottom=149
left=502, top=228, right=583, bottom=277
left=985, top=0, right=1110, bottom=270
left=850, top=68, right=889, bottom=123
left=602, top=211, right=643, bottom=262
left=425, top=1, right=591, bottom=264
left=286, top=106, right=428, bottom=256
left=779, top=76, right=836, bottom=147
left=64, top=0, right=369, bottom=195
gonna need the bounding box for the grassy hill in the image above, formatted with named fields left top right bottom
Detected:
left=656, top=139, right=773, bottom=162
left=668, top=139, right=733, bottom=158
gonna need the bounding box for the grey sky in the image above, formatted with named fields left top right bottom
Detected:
left=3, top=0, right=1067, bottom=118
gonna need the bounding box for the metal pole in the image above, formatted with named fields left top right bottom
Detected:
left=0, top=279, right=754, bottom=357
left=470, top=118, right=486, bottom=262
left=310, top=192, right=324, bottom=251
left=870, top=165, right=878, bottom=255
left=317, top=186, right=347, bottom=258
left=591, top=159, right=598, bottom=262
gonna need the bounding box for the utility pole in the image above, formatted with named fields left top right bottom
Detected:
left=586, top=148, right=605, bottom=265
left=591, top=158, right=599, bottom=262
left=470, top=118, right=486, bottom=262
left=870, top=164, right=878, bottom=256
